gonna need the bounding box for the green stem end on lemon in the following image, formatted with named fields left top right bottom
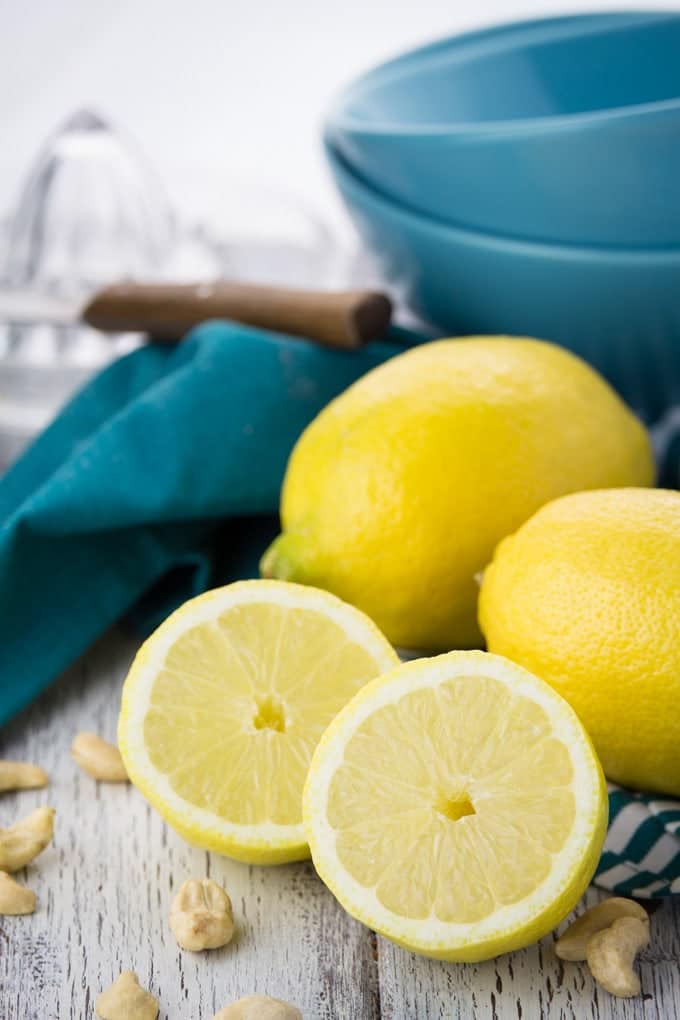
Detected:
left=260, top=533, right=306, bottom=583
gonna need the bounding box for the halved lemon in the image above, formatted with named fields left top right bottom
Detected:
left=118, top=580, right=398, bottom=864
left=303, top=650, right=607, bottom=961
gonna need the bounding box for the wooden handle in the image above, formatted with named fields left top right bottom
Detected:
left=82, top=281, right=392, bottom=349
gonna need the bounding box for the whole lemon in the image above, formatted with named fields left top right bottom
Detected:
left=479, top=487, right=680, bottom=796
left=262, top=338, right=653, bottom=650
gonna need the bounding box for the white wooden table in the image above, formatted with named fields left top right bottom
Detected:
left=1, top=629, right=678, bottom=1020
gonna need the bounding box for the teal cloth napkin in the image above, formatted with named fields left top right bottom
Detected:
left=0, top=321, right=402, bottom=724
left=0, top=317, right=678, bottom=897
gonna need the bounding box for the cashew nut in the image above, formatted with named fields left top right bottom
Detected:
left=170, top=877, right=234, bottom=951
left=213, top=995, right=302, bottom=1020
left=555, top=897, right=649, bottom=961
left=0, top=806, right=55, bottom=872
left=587, top=915, right=649, bottom=998
left=95, top=971, right=159, bottom=1020
left=0, top=871, right=36, bottom=914
left=0, top=760, right=48, bottom=793
left=71, top=732, right=128, bottom=782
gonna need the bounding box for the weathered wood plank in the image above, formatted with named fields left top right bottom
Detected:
left=377, top=886, right=680, bottom=1019
left=1, top=628, right=679, bottom=1019
left=0, top=629, right=380, bottom=1020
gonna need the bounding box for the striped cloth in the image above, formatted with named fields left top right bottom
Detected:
left=596, top=786, right=680, bottom=897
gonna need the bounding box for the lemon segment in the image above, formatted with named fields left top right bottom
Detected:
left=304, top=651, right=607, bottom=961
left=118, top=580, right=398, bottom=864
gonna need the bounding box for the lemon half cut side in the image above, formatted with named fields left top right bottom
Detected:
left=118, top=580, right=399, bottom=865
left=304, top=650, right=607, bottom=961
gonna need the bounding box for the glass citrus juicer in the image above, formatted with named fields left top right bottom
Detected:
left=0, top=110, right=377, bottom=470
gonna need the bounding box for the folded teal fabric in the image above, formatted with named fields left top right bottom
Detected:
left=0, top=317, right=678, bottom=897
left=0, top=321, right=402, bottom=725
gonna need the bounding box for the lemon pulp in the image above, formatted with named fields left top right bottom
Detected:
left=119, top=581, right=398, bottom=864
left=304, top=651, right=607, bottom=960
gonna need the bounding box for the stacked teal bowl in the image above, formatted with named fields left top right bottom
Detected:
left=325, top=12, right=680, bottom=407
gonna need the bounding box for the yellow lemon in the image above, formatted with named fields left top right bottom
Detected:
left=479, top=488, right=680, bottom=796
left=262, top=338, right=653, bottom=650
left=303, top=650, right=607, bottom=962
left=118, top=580, right=397, bottom=864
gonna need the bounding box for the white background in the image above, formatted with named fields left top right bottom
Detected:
left=1, top=0, right=678, bottom=241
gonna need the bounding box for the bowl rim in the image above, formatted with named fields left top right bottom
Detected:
left=328, top=10, right=680, bottom=137
left=325, top=137, right=680, bottom=262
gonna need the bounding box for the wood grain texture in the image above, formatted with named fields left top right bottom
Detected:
left=1, top=628, right=679, bottom=1019
left=0, top=630, right=379, bottom=1020
left=377, top=888, right=680, bottom=1020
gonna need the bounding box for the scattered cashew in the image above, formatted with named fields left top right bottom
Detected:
left=95, top=971, right=159, bottom=1020
left=213, top=995, right=303, bottom=1020
left=0, top=760, right=48, bottom=793
left=71, top=732, right=128, bottom=783
left=170, top=877, right=234, bottom=951
left=0, top=871, right=36, bottom=914
left=0, top=806, right=55, bottom=872
left=555, top=897, right=649, bottom=961
left=587, top=915, right=649, bottom=998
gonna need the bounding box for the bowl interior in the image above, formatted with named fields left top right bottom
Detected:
left=339, top=13, right=680, bottom=128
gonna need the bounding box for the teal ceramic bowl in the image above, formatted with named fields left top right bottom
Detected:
left=327, top=12, right=680, bottom=246
left=326, top=140, right=680, bottom=416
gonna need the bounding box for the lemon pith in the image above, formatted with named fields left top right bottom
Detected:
left=264, top=337, right=653, bottom=650
left=303, top=651, right=607, bottom=961
left=118, top=580, right=398, bottom=864
left=479, top=487, right=680, bottom=796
